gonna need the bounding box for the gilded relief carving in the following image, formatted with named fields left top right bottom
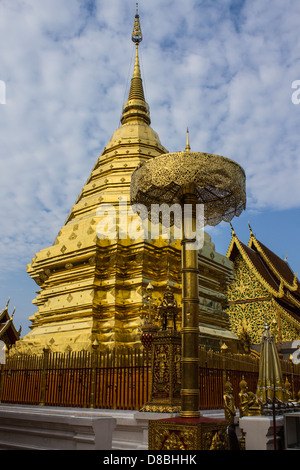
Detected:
left=148, top=420, right=229, bottom=450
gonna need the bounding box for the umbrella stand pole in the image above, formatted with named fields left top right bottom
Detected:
left=180, top=184, right=200, bottom=418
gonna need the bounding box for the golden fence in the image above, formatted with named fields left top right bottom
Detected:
left=0, top=347, right=299, bottom=410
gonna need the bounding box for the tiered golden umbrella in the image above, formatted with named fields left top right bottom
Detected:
left=131, top=149, right=246, bottom=417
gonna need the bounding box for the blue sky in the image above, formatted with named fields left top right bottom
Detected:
left=0, top=0, right=300, bottom=335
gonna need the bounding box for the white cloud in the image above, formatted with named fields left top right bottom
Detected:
left=0, top=0, right=299, bottom=280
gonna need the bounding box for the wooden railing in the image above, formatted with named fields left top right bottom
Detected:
left=0, top=347, right=299, bottom=410
left=0, top=348, right=151, bottom=410
left=199, top=348, right=261, bottom=408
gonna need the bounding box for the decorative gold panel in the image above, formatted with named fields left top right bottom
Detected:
left=148, top=417, right=229, bottom=450
left=141, top=330, right=181, bottom=413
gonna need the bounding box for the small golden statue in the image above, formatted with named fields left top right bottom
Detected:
left=285, top=377, right=293, bottom=402
left=156, top=286, right=179, bottom=330
left=223, top=377, right=236, bottom=425
left=239, top=376, right=261, bottom=418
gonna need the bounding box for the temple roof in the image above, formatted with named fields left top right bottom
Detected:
left=248, top=232, right=299, bottom=292
left=226, top=224, right=300, bottom=322
left=0, top=299, right=21, bottom=346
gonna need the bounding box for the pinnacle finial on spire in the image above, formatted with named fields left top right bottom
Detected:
left=132, top=3, right=142, bottom=44
left=185, top=128, right=191, bottom=151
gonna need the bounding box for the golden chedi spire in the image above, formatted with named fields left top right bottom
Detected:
left=14, top=5, right=168, bottom=355
left=13, top=7, right=237, bottom=357
left=15, top=5, right=236, bottom=357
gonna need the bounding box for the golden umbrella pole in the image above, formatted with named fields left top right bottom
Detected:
left=180, top=184, right=200, bottom=417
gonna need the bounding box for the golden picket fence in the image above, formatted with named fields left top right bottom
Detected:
left=0, top=347, right=299, bottom=410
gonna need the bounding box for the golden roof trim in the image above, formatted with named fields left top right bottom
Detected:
left=226, top=229, right=284, bottom=298
left=273, top=297, right=300, bottom=330
left=286, top=290, right=300, bottom=309
left=248, top=229, right=299, bottom=292
left=226, top=223, right=236, bottom=257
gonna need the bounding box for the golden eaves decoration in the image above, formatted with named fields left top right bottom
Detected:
left=227, top=230, right=285, bottom=299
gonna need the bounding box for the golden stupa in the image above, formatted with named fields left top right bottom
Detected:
left=12, top=8, right=236, bottom=355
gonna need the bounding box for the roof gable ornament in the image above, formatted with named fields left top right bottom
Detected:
left=248, top=221, right=254, bottom=237
left=229, top=222, right=236, bottom=236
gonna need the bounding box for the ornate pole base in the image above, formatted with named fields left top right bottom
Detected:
left=148, top=416, right=229, bottom=450
left=140, top=330, right=181, bottom=413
